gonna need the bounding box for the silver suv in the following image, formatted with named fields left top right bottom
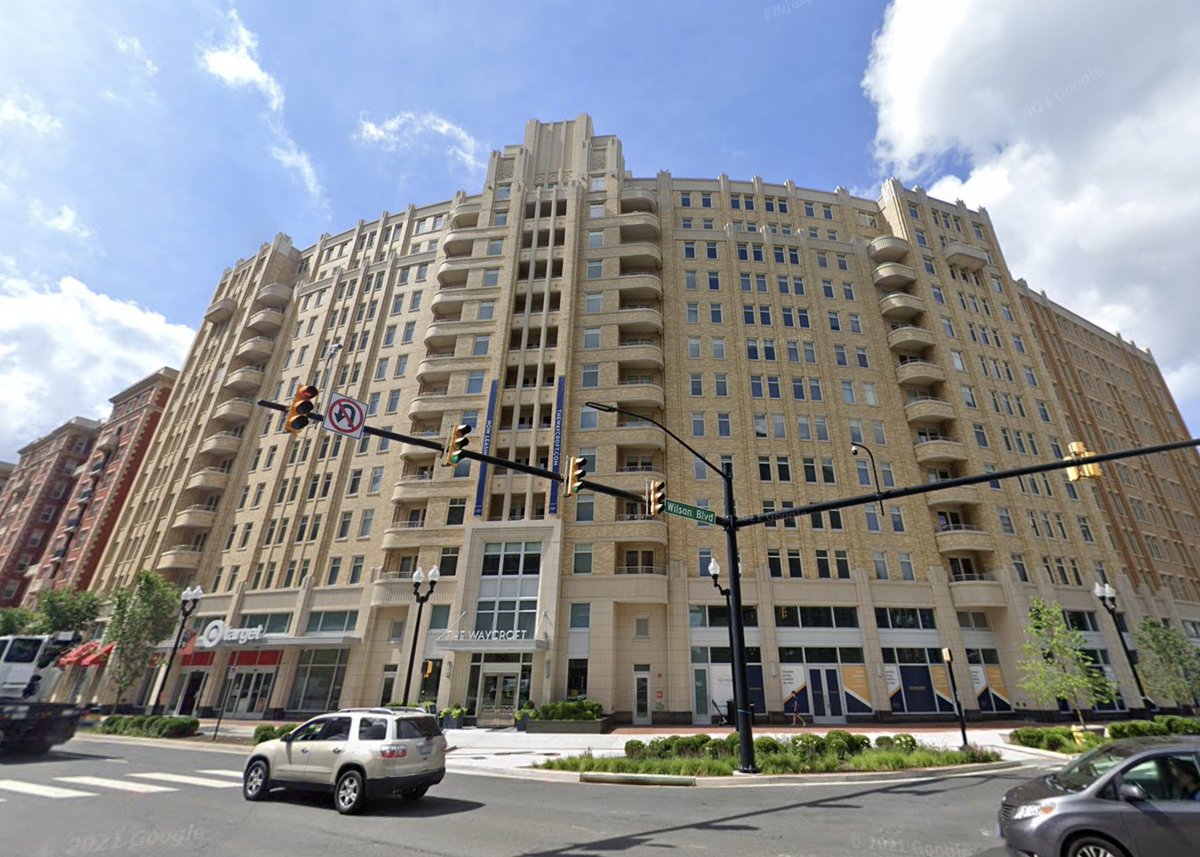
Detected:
left=243, top=707, right=446, bottom=814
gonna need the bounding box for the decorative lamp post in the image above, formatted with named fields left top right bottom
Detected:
left=153, top=585, right=203, bottom=715
left=403, top=566, right=439, bottom=705
left=1093, top=581, right=1152, bottom=710
left=708, top=559, right=745, bottom=728
left=587, top=400, right=757, bottom=772
left=850, top=442, right=886, bottom=515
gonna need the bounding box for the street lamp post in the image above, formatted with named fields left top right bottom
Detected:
left=403, top=566, right=440, bottom=705
left=1093, top=582, right=1152, bottom=710
left=587, top=401, right=757, bottom=773
left=708, top=559, right=744, bottom=728
left=850, top=442, right=885, bottom=516
left=152, top=585, right=203, bottom=715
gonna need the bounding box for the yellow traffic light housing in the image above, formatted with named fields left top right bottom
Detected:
left=1065, top=441, right=1102, bottom=482
left=443, top=423, right=472, bottom=466
left=285, top=385, right=319, bottom=434
left=645, top=479, right=666, bottom=516
left=564, top=456, right=587, bottom=495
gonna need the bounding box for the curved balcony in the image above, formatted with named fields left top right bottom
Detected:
left=441, top=229, right=476, bottom=258
left=223, top=366, right=265, bottom=393
left=399, top=439, right=440, bottom=464
left=390, top=474, right=436, bottom=503
left=591, top=425, right=668, bottom=452
left=246, top=308, right=284, bottom=333
left=171, top=505, right=216, bottom=531
left=424, top=318, right=493, bottom=344
left=613, top=272, right=663, bottom=300
left=949, top=578, right=1007, bottom=609
left=945, top=241, right=989, bottom=268
left=904, top=397, right=956, bottom=423
left=600, top=342, right=664, bottom=370
left=869, top=235, right=910, bottom=262
left=610, top=381, right=666, bottom=410
left=416, top=353, right=459, bottom=383
left=887, top=325, right=935, bottom=351
left=609, top=514, right=670, bottom=545
left=234, top=336, right=274, bottom=362
left=618, top=212, right=661, bottom=241
left=879, top=292, right=926, bottom=321
left=156, top=546, right=203, bottom=573
left=184, top=468, right=230, bottom=493
left=620, top=187, right=657, bottom=213
left=448, top=200, right=481, bottom=229
left=872, top=262, right=917, bottom=289
left=616, top=241, right=662, bottom=269
left=934, top=525, right=994, bottom=554
left=435, top=256, right=474, bottom=287
left=199, top=431, right=243, bottom=458
left=895, top=360, right=945, bottom=386
left=213, top=396, right=254, bottom=423
left=407, top=391, right=483, bottom=420
left=925, top=484, right=981, bottom=507
left=913, top=438, right=967, bottom=464
left=204, top=297, right=236, bottom=325
left=252, top=282, right=291, bottom=309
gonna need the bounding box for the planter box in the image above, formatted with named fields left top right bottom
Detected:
left=440, top=715, right=464, bottom=730
left=526, top=716, right=613, bottom=734
left=515, top=714, right=531, bottom=732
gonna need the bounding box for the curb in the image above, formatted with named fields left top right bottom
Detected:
left=580, top=772, right=695, bottom=787
left=74, top=734, right=249, bottom=755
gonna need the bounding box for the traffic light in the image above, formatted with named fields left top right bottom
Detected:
left=1065, top=441, right=1102, bottom=482
left=645, top=479, right=666, bottom=516
left=285, top=385, right=319, bottom=434
left=563, top=456, right=587, bottom=495
left=443, top=423, right=471, bottom=466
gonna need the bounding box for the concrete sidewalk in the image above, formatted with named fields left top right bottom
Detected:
left=168, top=718, right=1053, bottom=778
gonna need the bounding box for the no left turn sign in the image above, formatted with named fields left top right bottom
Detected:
left=322, top=392, right=367, bottom=439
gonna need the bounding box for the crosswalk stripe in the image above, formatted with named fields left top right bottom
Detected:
left=55, top=776, right=177, bottom=794
left=130, top=772, right=240, bottom=789
left=195, top=769, right=243, bottom=779
left=0, top=779, right=95, bottom=798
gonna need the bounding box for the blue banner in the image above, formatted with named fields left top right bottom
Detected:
left=473, top=380, right=498, bottom=518
left=548, top=376, right=565, bottom=514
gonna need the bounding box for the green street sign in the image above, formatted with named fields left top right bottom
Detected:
left=664, top=498, right=716, bottom=525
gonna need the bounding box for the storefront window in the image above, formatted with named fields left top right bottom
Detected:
left=287, top=648, right=350, bottom=712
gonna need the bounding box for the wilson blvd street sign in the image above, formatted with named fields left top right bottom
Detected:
left=664, top=498, right=716, bottom=525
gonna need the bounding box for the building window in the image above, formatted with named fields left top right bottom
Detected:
left=446, top=498, right=466, bottom=525
left=573, top=544, right=593, bottom=574
left=569, top=603, right=590, bottom=629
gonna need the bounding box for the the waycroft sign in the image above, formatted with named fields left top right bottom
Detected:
left=439, top=629, right=529, bottom=642
left=197, top=619, right=265, bottom=648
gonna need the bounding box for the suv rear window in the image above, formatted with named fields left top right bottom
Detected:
left=359, top=717, right=390, bottom=741
left=397, top=716, right=442, bottom=739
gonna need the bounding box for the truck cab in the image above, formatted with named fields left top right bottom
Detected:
left=0, top=632, right=84, bottom=756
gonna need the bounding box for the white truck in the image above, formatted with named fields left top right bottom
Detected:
left=0, top=632, right=83, bottom=755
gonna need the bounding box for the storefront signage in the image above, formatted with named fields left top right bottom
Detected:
left=440, top=629, right=529, bottom=642
left=197, top=619, right=265, bottom=648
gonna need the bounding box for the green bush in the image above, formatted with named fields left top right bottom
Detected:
left=99, top=715, right=126, bottom=734
left=254, top=724, right=279, bottom=744
left=1108, top=720, right=1170, bottom=739
left=874, top=735, right=895, bottom=750
left=534, top=699, right=604, bottom=721
left=824, top=730, right=869, bottom=759
left=95, top=714, right=197, bottom=739
left=754, top=735, right=786, bottom=756
left=792, top=733, right=827, bottom=759
left=892, top=733, right=918, bottom=753
left=624, top=739, right=647, bottom=759
left=153, top=717, right=199, bottom=738
left=1154, top=715, right=1200, bottom=735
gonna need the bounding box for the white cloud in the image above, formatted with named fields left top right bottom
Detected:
left=0, top=91, right=62, bottom=135
left=199, top=10, right=323, bottom=204
left=113, top=33, right=158, bottom=77
left=357, top=111, right=487, bottom=173
left=863, top=0, right=1200, bottom=432
left=28, top=201, right=93, bottom=242
left=0, top=271, right=194, bottom=461
left=200, top=10, right=283, bottom=112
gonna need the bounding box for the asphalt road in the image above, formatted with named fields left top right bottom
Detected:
left=0, top=736, right=1040, bottom=857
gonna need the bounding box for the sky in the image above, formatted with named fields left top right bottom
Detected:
left=2, top=0, right=1199, bottom=461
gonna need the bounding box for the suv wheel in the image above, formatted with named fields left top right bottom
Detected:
left=402, top=785, right=428, bottom=801
left=243, top=759, right=270, bottom=801
left=335, top=769, right=366, bottom=814
left=1066, top=835, right=1129, bottom=857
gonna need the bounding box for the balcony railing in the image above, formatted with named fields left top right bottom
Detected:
left=616, top=565, right=665, bottom=575
left=949, top=569, right=996, bottom=583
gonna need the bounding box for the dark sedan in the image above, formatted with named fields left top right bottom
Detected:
left=1000, top=736, right=1200, bottom=856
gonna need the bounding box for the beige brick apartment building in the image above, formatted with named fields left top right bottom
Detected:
left=84, top=115, right=1200, bottom=724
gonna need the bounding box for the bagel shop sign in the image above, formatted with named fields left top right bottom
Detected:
left=197, top=619, right=265, bottom=648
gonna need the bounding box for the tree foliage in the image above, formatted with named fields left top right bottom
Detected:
left=1019, top=596, right=1117, bottom=725
left=1134, top=618, right=1200, bottom=708
left=27, top=589, right=102, bottom=634
left=0, top=607, right=37, bottom=636
left=104, top=572, right=181, bottom=708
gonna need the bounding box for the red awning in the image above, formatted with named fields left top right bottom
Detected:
left=58, top=640, right=100, bottom=667
left=79, top=642, right=115, bottom=667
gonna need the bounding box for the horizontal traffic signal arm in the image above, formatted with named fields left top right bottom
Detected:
left=738, top=436, right=1200, bottom=529
left=256, top=400, right=645, bottom=504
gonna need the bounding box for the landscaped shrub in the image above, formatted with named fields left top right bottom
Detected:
left=874, top=735, right=895, bottom=750
left=624, top=739, right=647, bottom=759
left=97, top=714, right=198, bottom=739
left=824, top=730, right=870, bottom=759
left=792, top=733, right=827, bottom=759
left=892, top=733, right=918, bottom=753
left=153, top=717, right=199, bottom=738
left=535, top=699, right=604, bottom=721
left=754, top=735, right=786, bottom=756
left=1154, top=715, right=1200, bottom=735
left=254, top=724, right=279, bottom=744
left=1108, top=720, right=1170, bottom=739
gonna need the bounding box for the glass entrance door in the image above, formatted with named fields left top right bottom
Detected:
left=808, top=666, right=845, bottom=724
left=228, top=670, right=274, bottom=718
left=476, top=672, right=520, bottom=726
left=633, top=671, right=651, bottom=725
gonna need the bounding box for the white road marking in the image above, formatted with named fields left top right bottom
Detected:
left=0, top=779, right=95, bottom=798
left=195, top=769, right=243, bottom=778
left=130, top=772, right=240, bottom=789
left=55, top=776, right=177, bottom=794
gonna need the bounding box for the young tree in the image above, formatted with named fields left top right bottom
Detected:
left=28, top=589, right=102, bottom=635
left=103, top=572, right=181, bottom=711
left=1134, top=618, right=1200, bottom=709
left=0, top=607, right=37, bottom=636
left=1019, top=596, right=1117, bottom=726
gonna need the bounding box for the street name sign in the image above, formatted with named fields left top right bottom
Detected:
left=664, top=498, right=716, bottom=525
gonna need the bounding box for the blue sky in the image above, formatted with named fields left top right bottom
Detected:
left=2, top=0, right=1199, bottom=459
